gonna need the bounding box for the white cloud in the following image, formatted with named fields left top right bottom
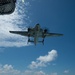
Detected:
left=29, top=50, right=58, bottom=69
left=0, top=0, right=30, bottom=47
left=0, top=50, right=58, bottom=75
left=22, top=0, right=25, bottom=3
left=0, top=64, right=47, bottom=75
left=23, top=70, right=46, bottom=75
left=34, top=71, right=46, bottom=75
left=64, top=70, right=69, bottom=74
left=37, top=50, right=57, bottom=63
left=51, top=72, right=57, bottom=75
left=0, top=64, right=20, bottom=75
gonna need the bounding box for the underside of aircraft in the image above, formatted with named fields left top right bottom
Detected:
left=9, top=24, right=63, bottom=45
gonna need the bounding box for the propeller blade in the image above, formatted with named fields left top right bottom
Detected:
left=28, top=28, right=31, bottom=32
left=43, top=27, right=49, bottom=33
left=44, top=28, right=49, bottom=33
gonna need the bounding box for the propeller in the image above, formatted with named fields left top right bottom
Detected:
left=43, top=27, right=49, bottom=33
left=28, top=28, right=31, bottom=32
left=43, top=28, right=49, bottom=33
left=42, top=28, right=50, bottom=38
left=44, top=29, right=48, bottom=33
left=26, top=25, right=32, bottom=31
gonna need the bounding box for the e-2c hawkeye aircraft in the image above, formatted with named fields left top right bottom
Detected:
left=9, top=24, right=63, bottom=45
left=0, top=0, right=16, bottom=15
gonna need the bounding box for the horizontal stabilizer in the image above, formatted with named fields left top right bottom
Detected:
left=28, top=39, right=34, bottom=42
left=38, top=40, right=44, bottom=45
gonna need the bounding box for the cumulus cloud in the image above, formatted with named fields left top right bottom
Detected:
left=23, top=70, right=46, bottom=75
left=0, top=50, right=58, bottom=75
left=34, top=71, right=46, bottom=75
left=37, top=50, right=57, bottom=63
left=0, top=64, right=20, bottom=75
left=50, top=72, right=57, bottom=75
left=0, top=0, right=30, bottom=47
left=22, top=0, right=25, bottom=3
left=29, top=50, right=58, bottom=69
left=0, top=64, right=59, bottom=75
left=0, top=64, right=47, bottom=75
left=64, top=70, right=69, bottom=74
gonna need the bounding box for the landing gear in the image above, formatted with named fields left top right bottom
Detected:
left=42, top=38, right=44, bottom=45
left=27, top=38, right=30, bottom=44
left=27, top=34, right=30, bottom=44
left=27, top=29, right=31, bottom=44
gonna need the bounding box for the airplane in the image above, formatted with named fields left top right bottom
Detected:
left=9, top=24, right=63, bottom=45
left=0, top=0, right=16, bottom=15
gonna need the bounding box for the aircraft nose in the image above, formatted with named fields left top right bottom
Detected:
left=36, top=23, right=40, bottom=25
left=36, top=23, right=40, bottom=27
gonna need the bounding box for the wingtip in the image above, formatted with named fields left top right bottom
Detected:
left=9, top=31, right=13, bottom=33
left=61, top=34, right=64, bottom=36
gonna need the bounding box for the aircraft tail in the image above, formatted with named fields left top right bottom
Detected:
left=27, top=39, right=34, bottom=44
left=28, top=39, right=34, bottom=42
left=38, top=40, right=44, bottom=45
left=28, top=39, right=44, bottom=45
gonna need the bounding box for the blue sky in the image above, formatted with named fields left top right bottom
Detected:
left=0, top=0, right=75, bottom=75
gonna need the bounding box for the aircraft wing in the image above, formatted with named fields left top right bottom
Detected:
left=44, top=33, right=63, bottom=37
left=9, top=31, right=28, bottom=36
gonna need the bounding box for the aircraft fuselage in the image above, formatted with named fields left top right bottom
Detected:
left=33, top=24, right=41, bottom=45
left=9, top=24, right=63, bottom=45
